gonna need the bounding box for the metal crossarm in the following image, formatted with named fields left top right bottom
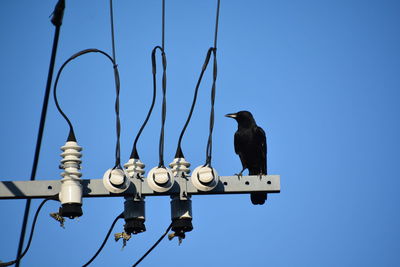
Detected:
left=0, top=175, right=280, bottom=199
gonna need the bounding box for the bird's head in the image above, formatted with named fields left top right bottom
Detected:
left=225, top=110, right=256, bottom=128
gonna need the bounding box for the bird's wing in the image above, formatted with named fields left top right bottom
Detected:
left=234, top=130, right=241, bottom=155
left=255, top=126, right=267, bottom=174
left=234, top=131, right=247, bottom=170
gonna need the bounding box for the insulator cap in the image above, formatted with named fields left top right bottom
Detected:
left=191, top=166, right=219, bottom=191
left=147, top=167, right=174, bottom=192
left=102, top=168, right=130, bottom=194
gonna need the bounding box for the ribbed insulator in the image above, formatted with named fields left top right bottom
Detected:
left=59, top=141, right=83, bottom=205
left=60, top=141, right=82, bottom=179
left=169, top=157, right=191, bottom=177
left=124, top=158, right=145, bottom=178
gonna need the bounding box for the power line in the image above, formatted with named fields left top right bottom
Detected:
left=2, top=198, right=56, bottom=267
left=132, top=223, right=172, bottom=267
left=15, top=1, right=65, bottom=266
left=82, top=212, right=124, bottom=267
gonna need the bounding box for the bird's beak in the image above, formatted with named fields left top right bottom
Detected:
left=225, top=113, right=237, bottom=119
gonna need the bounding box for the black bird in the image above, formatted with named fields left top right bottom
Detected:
left=225, top=111, right=267, bottom=205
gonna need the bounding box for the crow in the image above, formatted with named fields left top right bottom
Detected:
left=225, top=111, right=267, bottom=205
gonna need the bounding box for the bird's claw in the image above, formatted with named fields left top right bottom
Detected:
left=235, top=172, right=243, bottom=180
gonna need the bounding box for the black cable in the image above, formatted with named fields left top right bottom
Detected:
left=213, top=0, right=220, bottom=49
left=162, top=0, right=165, bottom=50
left=15, top=2, right=65, bottom=266
left=53, top=49, right=122, bottom=169
left=204, top=48, right=217, bottom=167
left=112, top=62, right=122, bottom=170
left=108, top=0, right=123, bottom=170
left=130, top=48, right=158, bottom=159
left=204, top=0, right=220, bottom=167
left=81, top=212, right=124, bottom=267
left=158, top=48, right=167, bottom=168
left=174, top=48, right=214, bottom=158
left=132, top=223, right=172, bottom=267
left=130, top=0, right=167, bottom=167
left=1, top=198, right=56, bottom=267
left=109, top=0, right=117, bottom=63
left=174, top=0, right=221, bottom=164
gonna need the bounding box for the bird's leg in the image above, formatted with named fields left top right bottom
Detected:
left=258, top=172, right=264, bottom=180
left=235, top=168, right=246, bottom=180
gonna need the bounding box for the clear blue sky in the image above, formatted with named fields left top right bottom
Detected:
left=1, top=0, right=400, bottom=266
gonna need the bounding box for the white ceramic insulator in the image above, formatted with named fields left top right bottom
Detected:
left=59, top=141, right=83, bottom=204
left=124, top=158, right=145, bottom=178
left=147, top=167, right=174, bottom=192
left=191, top=166, right=219, bottom=192
left=103, top=168, right=131, bottom=194
left=169, top=157, right=191, bottom=177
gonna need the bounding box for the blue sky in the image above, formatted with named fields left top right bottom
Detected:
left=1, top=0, right=400, bottom=266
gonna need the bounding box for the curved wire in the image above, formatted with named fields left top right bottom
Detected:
left=81, top=212, right=124, bottom=267
left=158, top=48, right=168, bottom=168
left=204, top=49, right=217, bottom=167
left=174, top=0, right=221, bottom=166
left=130, top=0, right=168, bottom=166
left=53, top=48, right=122, bottom=169
left=1, top=198, right=56, bottom=267
left=174, top=48, right=214, bottom=158
left=130, top=46, right=159, bottom=159
left=132, top=223, right=172, bottom=267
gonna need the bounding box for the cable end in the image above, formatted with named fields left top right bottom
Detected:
left=50, top=0, right=65, bottom=27
left=67, top=130, right=77, bottom=142
left=174, top=147, right=184, bottom=159
left=130, top=147, right=140, bottom=160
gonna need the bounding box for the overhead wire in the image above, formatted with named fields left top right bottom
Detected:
left=129, top=0, right=168, bottom=169
left=52, top=48, right=121, bottom=166
left=1, top=198, right=57, bottom=267
left=204, top=0, right=220, bottom=167
left=174, top=0, right=221, bottom=168
left=108, top=0, right=123, bottom=170
left=132, top=223, right=173, bottom=267
left=15, top=1, right=65, bottom=266
left=81, top=212, right=124, bottom=267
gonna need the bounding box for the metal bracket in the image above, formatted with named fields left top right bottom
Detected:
left=178, top=173, right=188, bottom=200
left=132, top=173, right=144, bottom=201
left=0, top=175, right=280, bottom=199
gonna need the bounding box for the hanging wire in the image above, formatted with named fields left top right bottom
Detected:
left=81, top=212, right=124, bottom=267
left=174, top=0, right=221, bottom=167
left=158, top=47, right=167, bottom=168
left=204, top=48, right=217, bottom=167
left=1, top=198, right=57, bottom=267
left=129, top=0, right=168, bottom=169
left=109, top=0, right=117, bottom=62
left=129, top=49, right=157, bottom=159
left=15, top=1, right=65, bottom=266
left=162, top=0, right=165, bottom=50
left=174, top=48, right=214, bottom=158
left=108, top=0, right=123, bottom=170
left=132, top=223, right=173, bottom=267
left=53, top=48, right=122, bottom=169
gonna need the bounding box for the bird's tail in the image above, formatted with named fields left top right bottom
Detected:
left=251, top=192, right=267, bottom=205
left=249, top=169, right=267, bottom=205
